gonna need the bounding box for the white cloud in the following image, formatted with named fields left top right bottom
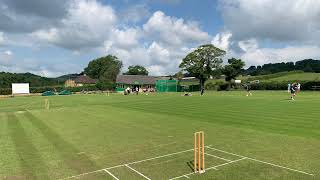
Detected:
left=103, top=40, right=192, bottom=75
left=241, top=46, right=320, bottom=66
left=143, top=11, right=210, bottom=46
left=108, top=28, right=141, bottom=50
left=219, top=0, right=320, bottom=43
left=4, top=50, right=12, bottom=56
left=32, top=0, right=116, bottom=50
left=212, top=31, right=232, bottom=51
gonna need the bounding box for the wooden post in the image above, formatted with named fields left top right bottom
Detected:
left=194, top=131, right=205, bottom=174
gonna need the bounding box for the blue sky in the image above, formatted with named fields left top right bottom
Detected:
left=0, top=0, right=320, bottom=77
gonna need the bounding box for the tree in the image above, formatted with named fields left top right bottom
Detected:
left=222, top=58, right=245, bottom=83
left=174, top=71, right=184, bottom=81
left=124, top=65, right=148, bottom=75
left=84, top=55, right=123, bottom=83
left=179, top=44, right=226, bottom=93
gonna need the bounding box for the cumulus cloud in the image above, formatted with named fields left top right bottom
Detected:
left=241, top=46, right=320, bottom=66
left=100, top=10, right=210, bottom=75
left=212, top=31, right=232, bottom=51
left=143, top=11, right=210, bottom=46
left=32, top=0, right=116, bottom=50
left=219, top=0, right=320, bottom=43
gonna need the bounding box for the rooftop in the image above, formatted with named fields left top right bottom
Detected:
left=74, top=75, right=97, bottom=84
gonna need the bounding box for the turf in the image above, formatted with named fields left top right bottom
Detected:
left=0, top=91, right=319, bottom=179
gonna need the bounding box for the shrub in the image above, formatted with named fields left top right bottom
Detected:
left=96, top=81, right=115, bottom=90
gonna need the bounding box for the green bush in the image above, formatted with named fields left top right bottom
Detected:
left=0, top=88, right=12, bottom=95
left=205, top=82, right=216, bottom=90
left=95, top=81, right=115, bottom=90
left=217, top=82, right=230, bottom=91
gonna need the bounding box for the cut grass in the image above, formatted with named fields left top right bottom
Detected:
left=0, top=91, right=319, bottom=179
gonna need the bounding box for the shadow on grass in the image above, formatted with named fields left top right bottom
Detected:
left=187, top=160, right=195, bottom=172
left=24, top=111, right=100, bottom=175
left=7, top=113, right=49, bottom=179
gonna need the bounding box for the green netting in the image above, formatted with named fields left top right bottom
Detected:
left=42, top=91, right=55, bottom=96
left=156, top=80, right=178, bottom=92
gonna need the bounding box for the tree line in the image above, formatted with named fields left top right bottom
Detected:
left=0, top=72, right=61, bottom=88
left=245, top=59, right=320, bottom=76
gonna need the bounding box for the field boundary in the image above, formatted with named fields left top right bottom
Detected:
left=59, top=146, right=315, bottom=180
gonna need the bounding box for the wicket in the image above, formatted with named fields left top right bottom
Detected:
left=194, top=131, right=205, bottom=173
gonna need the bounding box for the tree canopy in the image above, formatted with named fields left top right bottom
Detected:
left=84, top=55, right=123, bottom=83
left=124, top=65, right=148, bottom=75
left=244, top=59, right=320, bottom=75
left=222, top=58, right=245, bottom=82
left=179, top=44, right=226, bottom=90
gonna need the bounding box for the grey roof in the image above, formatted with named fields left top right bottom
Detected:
left=116, top=75, right=168, bottom=85
left=74, top=75, right=97, bottom=84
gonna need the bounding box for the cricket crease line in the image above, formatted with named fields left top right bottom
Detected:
left=204, top=152, right=232, bottom=162
left=59, top=148, right=194, bottom=179
left=125, top=164, right=151, bottom=180
left=103, top=169, right=120, bottom=180
left=169, top=157, right=246, bottom=180
left=206, top=146, right=314, bottom=176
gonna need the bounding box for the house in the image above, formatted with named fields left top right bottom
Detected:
left=116, top=75, right=167, bottom=92
left=65, top=74, right=97, bottom=87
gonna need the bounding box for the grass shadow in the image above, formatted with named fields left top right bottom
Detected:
left=186, top=160, right=195, bottom=172
left=7, top=113, right=50, bottom=179
left=24, top=111, right=100, bottom=174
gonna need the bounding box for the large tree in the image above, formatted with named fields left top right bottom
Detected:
left=179, top=44, right=226, bottom=93
left=84, top=55, right=123, bottom=83
left=124, top=65, right=148, bottom=75
left=222, top=58, right=245, bottom=82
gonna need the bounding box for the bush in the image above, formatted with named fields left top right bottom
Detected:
left=205, top=82, right=216, bottom=90
left=217, top=82, right=230, bottom=91
left=0, top=88, right=12, bottom=95
left=96, top=81, right=115, bottom=90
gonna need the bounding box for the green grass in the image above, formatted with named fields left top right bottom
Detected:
left=266, top=73, right=320, bottom=82
left=0, top=92, right=319, bottom=179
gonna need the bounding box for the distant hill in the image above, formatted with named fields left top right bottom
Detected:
left=55, top=73, right=80, bottom=81
left=0, top=72, right=61, bottom=88
left=245, top=59, right=320, bottom=75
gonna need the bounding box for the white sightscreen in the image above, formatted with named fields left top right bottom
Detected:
left=12, top=83, right=30, bottom=94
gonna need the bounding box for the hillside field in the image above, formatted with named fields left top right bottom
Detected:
left=0, top=91, right=319, bottom=179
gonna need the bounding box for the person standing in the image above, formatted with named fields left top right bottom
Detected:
left=200, top=86, right=204, bottom=96
left=290, top=83, right=297, bottom=100
left=244, top=83, right=252, bottom=96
